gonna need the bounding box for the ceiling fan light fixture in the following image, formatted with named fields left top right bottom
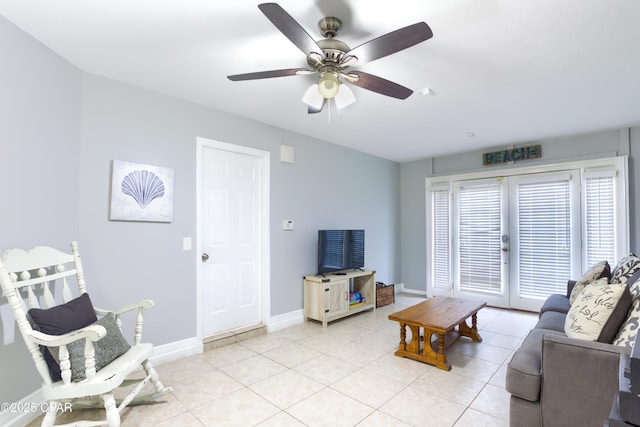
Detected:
left=318, top=72, right=340, bottom=99
left=334, top=83, right=355, bottom=109
left=302, top=84, right=325, bottom=110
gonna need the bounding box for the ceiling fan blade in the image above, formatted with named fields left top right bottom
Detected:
left=258, top=3, right=322, bottom=56
left=308, top=98, right=326, bottom=114
left=227, top=68, right=311, bottom=81
left=348, top=71, right=413, bottom=99
left=346, top=22, right=433, bottom=65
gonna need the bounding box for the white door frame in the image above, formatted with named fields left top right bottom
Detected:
left=195, top=137, right=270, bottom=340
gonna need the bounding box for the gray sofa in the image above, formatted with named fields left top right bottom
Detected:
left=506, top=278, right=635, bottom=427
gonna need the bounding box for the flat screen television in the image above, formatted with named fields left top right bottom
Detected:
left=317, top=229, right=365, bottom=274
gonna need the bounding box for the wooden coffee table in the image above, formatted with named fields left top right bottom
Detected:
left=388, top=297, right=487, bottom=371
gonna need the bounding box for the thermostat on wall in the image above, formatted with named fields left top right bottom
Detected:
left=283, top=220, right=294, bottom=230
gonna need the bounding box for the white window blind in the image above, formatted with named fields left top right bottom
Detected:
left=432, top=187, right=450, bottom=290
left=584, top=171, right=616, bottom=267
left=517, top=179, right=571, bottom=298
left=458, top=182, right=502, bottom=293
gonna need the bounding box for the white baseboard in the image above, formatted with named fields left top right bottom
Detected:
left=150, top=336, right=202, bottom=365
left=396, top=282, right=427, bottom=296
left=268, top=309, right=304, bottom=332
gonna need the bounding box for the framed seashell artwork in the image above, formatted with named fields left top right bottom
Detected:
left=109, top=160, right=175, bottom=222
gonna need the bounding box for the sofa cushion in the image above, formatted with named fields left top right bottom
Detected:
left=565, top=279, right=630, bottom=341
left=534, top=311, right=567, bottom=333
left=569, top=260, right=611, bottom=304
left=506, top=328, right=566, bottom=401
left=610, top=253, right=640, bottom=286
left=539, top=294, right=571, bottom=317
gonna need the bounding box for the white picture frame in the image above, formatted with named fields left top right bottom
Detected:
left=109, top=160, right=174, bottom=222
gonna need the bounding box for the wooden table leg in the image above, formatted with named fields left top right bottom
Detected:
left=398, top=323, right=407, bottom=351
left=424, top=328, right=452, bottom=371
left=395, top=323, right=421, bottom=353
left=407, top=325, right=421, bottom=354
left=458, top=313, right=482, bottom=342
left=394, top=325, right=452, bottom=370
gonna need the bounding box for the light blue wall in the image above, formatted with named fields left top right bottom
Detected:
left=400, top=160, right=428, bottom=293
left=0, top=15, right=400, bottom=405
left=399, top=128, right=640, bottom=292
left=78, top=74, right=401, bottom=346
left=0, top=15, right=82, bottom=403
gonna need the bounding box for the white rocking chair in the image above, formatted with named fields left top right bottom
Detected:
left=0, top=242, right=172, bottom=426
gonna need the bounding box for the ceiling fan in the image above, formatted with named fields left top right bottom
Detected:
left=227, top=3, right=433, bottom=113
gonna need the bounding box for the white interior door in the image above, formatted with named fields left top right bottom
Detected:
left=198, top=139, right=269, bottom=337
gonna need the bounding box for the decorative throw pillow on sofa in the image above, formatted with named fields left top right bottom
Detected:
left=626, top=269, right=640, bottom=299
left=569, top=260, right=611, bottom=304
left=610, top=253, right=640, bottom=286
left=565, top=278, right=631, bottom=341
left=613, top=269, right=640, bottom=349
left=614, top=298, right=640, bottom=348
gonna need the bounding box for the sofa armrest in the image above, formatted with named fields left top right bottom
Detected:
left=566, top=280, right=577, bottom=298
left=540, top=334, right=628, bottom=427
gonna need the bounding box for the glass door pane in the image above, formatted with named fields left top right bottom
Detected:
left=583, top=170, right=616, bottom=267
left=431, top=185, right=451, bottom=294
left=509, top=171, right=580, bottom=311
left=453, top=178, right=508, bottom=307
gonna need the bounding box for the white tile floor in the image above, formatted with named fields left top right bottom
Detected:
left=28, top=294, right=538, bottom=426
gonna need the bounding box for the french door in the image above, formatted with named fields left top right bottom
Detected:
left=447, top=171, right=581, bottom=311
left=429, top=157, right=626, bottom=312
left=508, top=171, right=581, bottom=311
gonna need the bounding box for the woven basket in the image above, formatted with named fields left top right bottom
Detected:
left=376, top=283, right=395, bottom=307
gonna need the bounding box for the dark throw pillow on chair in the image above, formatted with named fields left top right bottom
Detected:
left=28, top=293, right=98, bottom=381
left=28, top=293, right=132, bottom=382
left=28, top=292, right=98, bottom=334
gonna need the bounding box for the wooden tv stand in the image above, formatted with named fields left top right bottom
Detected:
left=303, top=269, right=376, bottom=327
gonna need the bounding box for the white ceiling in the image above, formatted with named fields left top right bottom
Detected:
left=2, top=0, right=639, bottom=162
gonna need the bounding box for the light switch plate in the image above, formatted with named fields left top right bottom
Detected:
left=183, top=237, right=192, bottom=251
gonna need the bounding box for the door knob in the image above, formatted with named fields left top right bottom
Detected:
left=201, top=253, right=210, bottom=262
